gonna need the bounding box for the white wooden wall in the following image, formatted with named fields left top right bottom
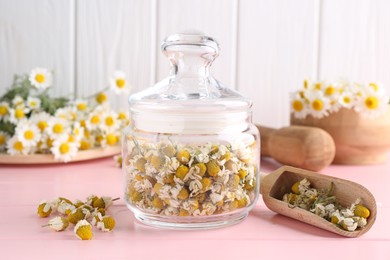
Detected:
left=1, top=0, right=390, bottom=128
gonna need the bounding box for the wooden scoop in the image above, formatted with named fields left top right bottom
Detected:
left=260, top=165, right=377, bottom=237
left=257, top=125, right=336, bottom=171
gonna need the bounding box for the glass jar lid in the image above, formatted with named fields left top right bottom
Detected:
left=129, top=31, right=253, bottom=134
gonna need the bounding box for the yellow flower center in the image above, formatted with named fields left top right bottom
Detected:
left=24, top=130, right=34, bottom=140
left=105, top=116, right=114, bottom=126
left=53, top=123, right=64, bottom=134
left=312, top=99, right=323, bottom=111
left=80, top=120, right=86, bottom=127
left=325, top=86, right=335, bottom=96
left=365, top=96, right=379, bottom=110
left=13, top=141, right=24, bottom=151
left=303, top=79, right=309, bottom=89
left=96, top=135, right=104, bottom=143
left=315, top=83, right=322, bottom=90
left=116, top=79, right=126, bottom=88
left=118, top=112, right=127, bottom=120
left=80, top=140, right=90, bottom=150
left=35, top=74, right=45, bottom=83
left=96, top=93, right=107, bottom=104
left=369, top=83, right=378, bottom=91
left=68, top=135, right=75, bottom=142
left=77, top=103, right=87, bottom=111
left=0, top=106, right=8, bottom=116
left=37, top=121, right=48, bottom=131
left=106, top=134, right=117, bottom=145
left=47, top=138, right=53, bottom=148
left=59, top=143, right=70, bottom=154
left=30, top=101, right=37, bottom=107
left=91, top=115, right=100, bottom=124
left=343, top=96, right=351, bottom=104
left=15, top=109, right=25, bottom=119
left=292, top=100, right=304, bottom=112
left=0, top=135, right=5, bottom=145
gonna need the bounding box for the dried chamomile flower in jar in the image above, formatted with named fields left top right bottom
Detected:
left=74, top=220, right=93, bottom=240
left=96, top=216, right=116, bottom=232
left=37, top=200, right=52, bottom=218
left=43, top=216, right=69, bottom=232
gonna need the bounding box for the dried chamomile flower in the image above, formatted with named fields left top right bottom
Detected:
left=43, top=216, right=69, bottom=232
left=37, top=200, right=52, bottom=218
left=68, top=207, right=91, bottom=224
left=85, top=194, right=99, bottom=206
left=74, top=220, right=93, bottom=240
left=96, top=215, right=116, bottom=232
left=90, top=211, right=104, bottom=226
left=57, top=200, right=76, bottom=215
left=92, top=196, right=119, bottom=209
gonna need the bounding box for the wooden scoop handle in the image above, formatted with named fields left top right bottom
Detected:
left=257, top=125, right=336, bottom=171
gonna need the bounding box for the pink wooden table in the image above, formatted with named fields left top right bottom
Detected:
left=1, top=154, right=389, bottom=259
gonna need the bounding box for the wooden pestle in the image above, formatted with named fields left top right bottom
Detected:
left=256, top=125, right=336, bottom=171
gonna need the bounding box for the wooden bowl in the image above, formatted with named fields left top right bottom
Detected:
left=291, top=105, right=390, bottom=165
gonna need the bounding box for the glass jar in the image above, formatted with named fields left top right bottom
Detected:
left=122, top=32, right=260, bottom=229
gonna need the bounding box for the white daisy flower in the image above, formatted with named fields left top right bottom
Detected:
left=55, top=107, right=76, bottom=121
left=30, top=111, right=52, bottom=133
left=0, top=131, right=10, bottom=151
left=100, top=111, right=120, bottom=132
left=29, top=67, right=53, bottom=90
left=305, top=90, right=331, bottom=119
left=290, top=91, right=309, bottom=119
left=71, top=122, right=85, bottom=142
left=8, top=107, right=30, bottom=124
left=86, top=109, right=103, bottom=131
left=6, top=135, right=31, bottom=155
left=46, top=117, right=70, bottom=139
left=15, top=121, right=41, bottom=147
left=26, top=97, right=41, bottom=111
left=100, top=131, right=119, bottom=147
left=354, top=89, right=389, bottom=118
left=338, top=90, right=355, bottom=109
left=0, top=101, right=10, bottom=121
left=109, top=70, right=129, bottom=94
left=51, top=134, right=79, bottom=162
left=74, top=99, right=88, bottom=112
left=12, top=96, right=25, bottom=107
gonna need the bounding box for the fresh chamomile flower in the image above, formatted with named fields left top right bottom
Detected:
left=30, top=111, right=52, bottom=133
left=74, top=99, right=89, bottom=112
left=290, top=91, right=309, bottom=119
left=338, top=90, right=355, bottom=109
left=100, top=132, right=119, bottom=147
left=12, top=96, right=25, bottom=107
left=100, top=111, right=120, bottom=132
left=305, top=90, right=331, bottom=118
left=74, top=219, right=93, bottom=240
left=15, top=120, right=41, bottom=147
left=0, top=101, right=10, bottom=121
left=354, top=89, right=389, bottom=118
left=6, top=135, right=31, bottom=155
left=46, top=117, right=70, bottom=139
left=0, top=131, right=10, bottom=151
left=43, top=216, right=69, bottom=232
left=51, top=134, right=79, bottom=162
left=85, top=109, right=103, bottom=131
left=109, top=70, right=129, bottom=94
left=71, top=122, right=85, bottom=142
left=8, top=107, right=30, bottom=124
left=95, top=92, right=108, bottom=104
left=96, top=215, right=116, bottom=232
left=26, top=96, right=41, bottom=111
left=29, top=67, right=53, bottom=90
left=55, top=107, right=77, bottom=121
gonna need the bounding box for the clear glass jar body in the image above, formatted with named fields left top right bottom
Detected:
left=122, top=32, right=260, bottom=229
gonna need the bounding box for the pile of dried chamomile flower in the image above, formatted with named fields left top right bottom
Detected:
left=282, top=178, right=370, bottom=231
left=37, top=195, right=118, bottom=240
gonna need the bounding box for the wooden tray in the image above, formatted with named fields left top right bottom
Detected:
left=0, top=146, right=121, bottom=164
